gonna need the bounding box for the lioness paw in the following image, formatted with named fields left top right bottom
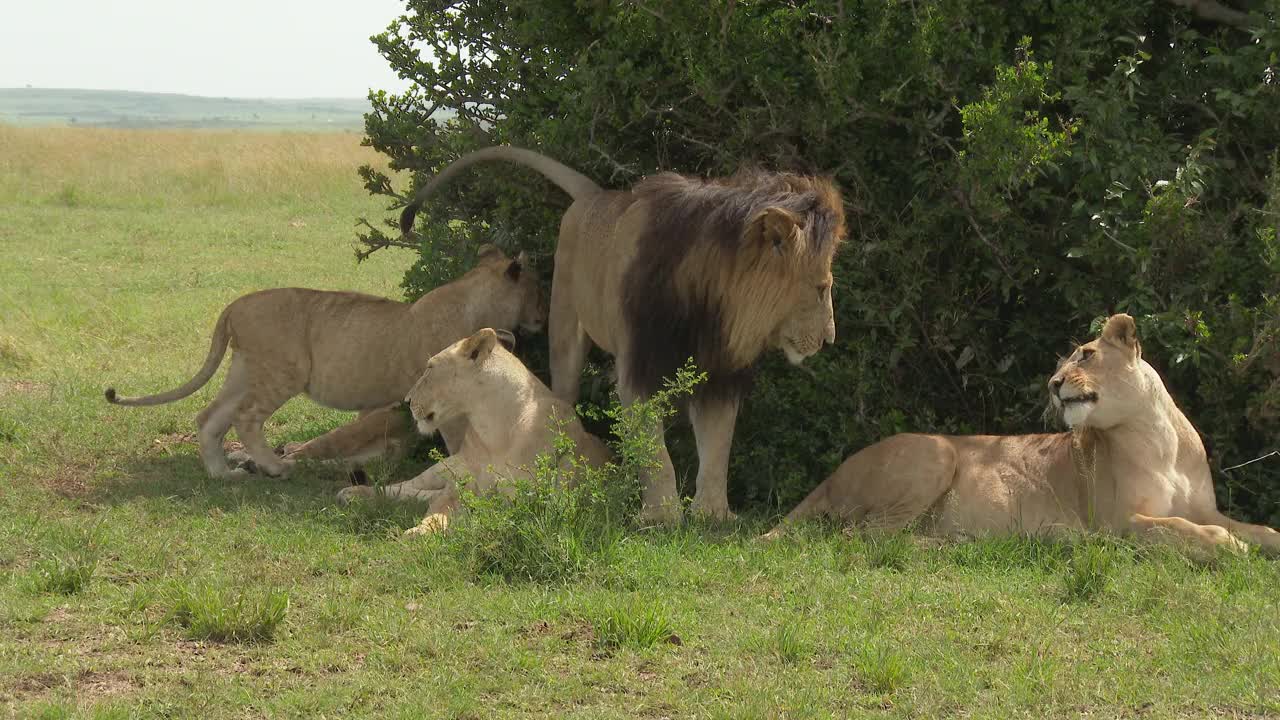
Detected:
left=405, top=513, right=450, bottom=536
left=337, top=485, right=376, bottom=505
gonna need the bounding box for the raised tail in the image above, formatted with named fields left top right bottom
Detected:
left=104, top=307, right=232, bottom=407
left=398, top=146, right=601, bottom=237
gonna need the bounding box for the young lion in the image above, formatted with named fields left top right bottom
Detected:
left=766, top=314, right=1280, bottom=556
left=104, top=246, right=545, bottom=481
left=337, top=327, right=613, bottom=535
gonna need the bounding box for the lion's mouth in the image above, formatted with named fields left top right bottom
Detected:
left=781, top=338, right=817, bottom=365
left=415, top=411, right=438, bottom=436
left=1059, top=391, right=1098, bottom=406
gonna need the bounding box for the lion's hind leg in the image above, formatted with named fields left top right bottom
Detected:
left=280, top=405, right=415, bottom=466
left=767, top=434, right=957, bottom=538
left=195, top=354, right=249, bottom=480
left=548, top=282, right=591, bottom=406
left=231, top=377, right=298, bottom=478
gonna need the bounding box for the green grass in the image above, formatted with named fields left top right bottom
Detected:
left=589, top=597, right=679, bottom=651
left=167, top=581, right=289, bottom=643
left=2, top=126, right=1279, bottom=718
left=26, top=553, right=98, bottom=596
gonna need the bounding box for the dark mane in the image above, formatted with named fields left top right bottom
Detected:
left=620, top=169, right=845, bottom=403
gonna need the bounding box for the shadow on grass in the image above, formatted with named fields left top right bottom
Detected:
left=93, top=451, right=433, bottom=537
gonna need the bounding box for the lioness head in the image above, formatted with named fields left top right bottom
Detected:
left=746, top=206, right=839, bottom=365
left=405, top=328, right=507, bottom=436
left=1048, top=313, right=1144, bottom=429
left=473, top=245, right=546, bottom=334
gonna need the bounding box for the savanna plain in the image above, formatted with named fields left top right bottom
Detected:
left=0, top=125, right=1277, bottom=719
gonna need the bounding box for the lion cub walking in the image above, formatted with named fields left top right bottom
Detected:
left=105, top=246, right=545, bottom=481
left=338, top=327, right=613, bottom=535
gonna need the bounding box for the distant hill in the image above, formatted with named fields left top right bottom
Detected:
left=0, top=88, right=377, bottom=130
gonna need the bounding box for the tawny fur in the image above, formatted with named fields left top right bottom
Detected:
left=399, top=146, right=846, bottom=523
left=104, top=247, right=545, bottom=481
left=248, top=329, right=520, bottom=473
left=766, top=314, right=1280, bottom=557
left=338, top=328, right=613, bottom=535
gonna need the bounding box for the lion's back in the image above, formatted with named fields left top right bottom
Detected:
left=225, top=288, right=415, bottom=409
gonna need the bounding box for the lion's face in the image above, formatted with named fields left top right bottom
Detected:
left=774, top=266, right=836, bottom=364
left=751, top=208, right=838, bottom=365
left=472, top=246, right=546, bottom=334
left=405, top=328, right=502, bottom=436
left=1048, top=314, right=1144, bottom=429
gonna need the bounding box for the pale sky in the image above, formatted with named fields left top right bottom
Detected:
left=0, top=0, right=415, bottom=98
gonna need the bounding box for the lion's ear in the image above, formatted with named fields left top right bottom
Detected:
left=460, top=328, right=499, bottom=363
left=1100, top=313, right=1141, bottom=359
left=495, top=328, right=517, bottom=351
left=476, top=244, right=503, bottom=262
left=750, top=207, right=801, bottom=255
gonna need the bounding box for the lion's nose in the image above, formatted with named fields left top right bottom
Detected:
left=1049, top=377, right=1064, bottom=395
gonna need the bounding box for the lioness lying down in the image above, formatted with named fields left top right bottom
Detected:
left=768, top=314, right=1280, bottom=555
left=105, top=246, right=545, bottom=481
left=338, top=328, right=613, bottom=535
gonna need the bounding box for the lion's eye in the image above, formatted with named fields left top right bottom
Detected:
left=1080, top=348, right=1095, bottom=362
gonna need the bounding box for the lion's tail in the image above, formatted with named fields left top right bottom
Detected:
left=104, top=307, right=232, bottom=407
left=398, top=146, right=601, bottom=237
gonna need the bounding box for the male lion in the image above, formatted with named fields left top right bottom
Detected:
left=399, top=146, right=845, bottom=522
left=338, top=327, right=613, bottom=535
left=104, top=246, right=545, bottom=481
left=766, top=314, right=1280, bottom=556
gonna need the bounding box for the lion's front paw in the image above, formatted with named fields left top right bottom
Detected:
left=638, top=501, right=683, bottom=527
left=690, top=499, right=738, bottom=523
left=226, top=449, right=253, bottom=467
left=337, top=485, right=376, bottom=505
left=404, top=513, right=450, bottom=536
left=760, top=527, right=786, bottom=542
left=1223, top=533, right=1250, bottom=555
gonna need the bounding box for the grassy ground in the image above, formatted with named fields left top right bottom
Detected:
left=1, top=126, right=1278, bottom=719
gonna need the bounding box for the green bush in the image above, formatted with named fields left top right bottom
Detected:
left=360, top=1, right=1280, bottom=521
left=440, top=363, right=703, bottom=583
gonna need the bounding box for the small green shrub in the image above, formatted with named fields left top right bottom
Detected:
left=52, top=183, right=81, bottom=207
left=0, top=334, right=31, bottom=370
left=591, top=598, right=678, bottom=651
left=853, top=639, right=910, bottom=695
left=167, top=581, right=289, bottom=643
left=28, top=552, right=97, bottom=595
left=769, top=620, right=811, bottom=664
left=442, top=363, right=703, bottom=583
left=1061, top=540, right=1116, bottom=603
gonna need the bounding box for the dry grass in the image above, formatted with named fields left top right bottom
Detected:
left=0, top=125, right=385, bottom=207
